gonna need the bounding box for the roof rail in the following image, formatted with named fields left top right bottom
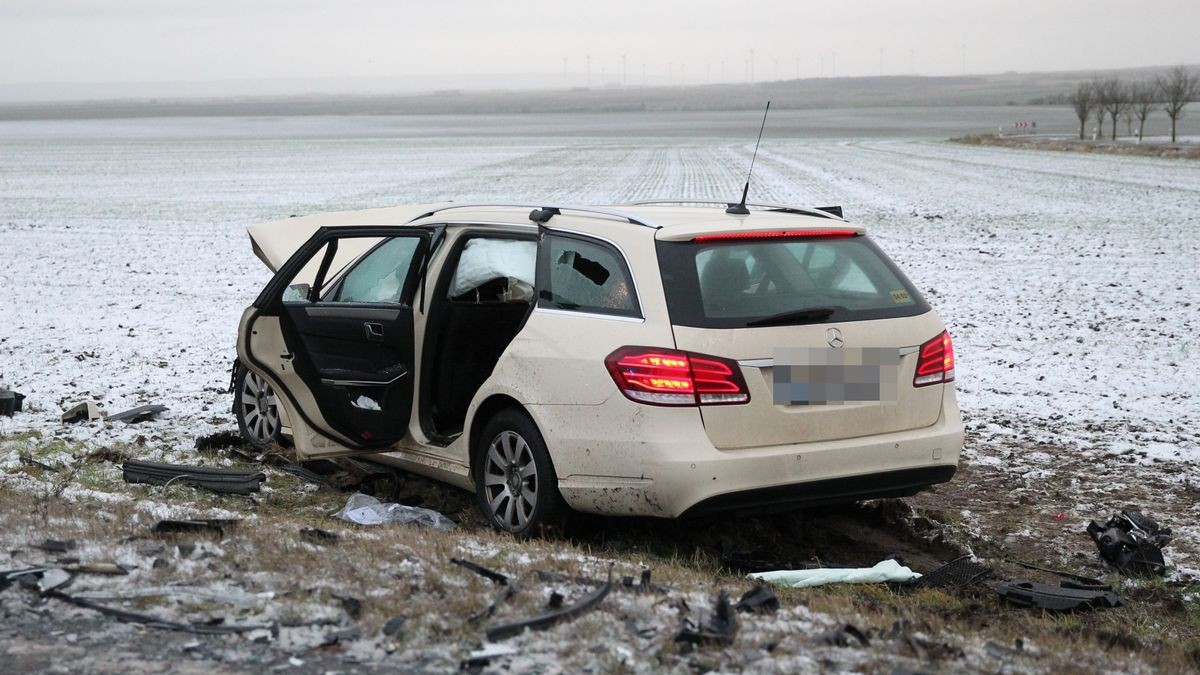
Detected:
left=624, top=199, right=845, bottom=221
left=407, top=202, right=660, bottom=229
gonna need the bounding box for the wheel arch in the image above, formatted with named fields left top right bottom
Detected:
left=467, top=394, right=539, bottom=480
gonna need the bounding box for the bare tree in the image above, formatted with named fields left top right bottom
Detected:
left=1156, top=65, right=1200, bottom=143
left=1096, top=78, right=1130, bottom=141
left=1069, top=81, right=1096, bottom=140
left=1090, top=76, right=1113, bottom=138
left=1129, top=82, right=1157, bottom=143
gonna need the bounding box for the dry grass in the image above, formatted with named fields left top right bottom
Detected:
left=3, top=432, right=1200, bottom=671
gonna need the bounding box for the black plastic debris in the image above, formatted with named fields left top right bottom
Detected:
left=0, top=389, right=25, bottom=416
left=42, top=586, right=277, bottom=635
left=194, top=431, right=248, bottom=453
left=18, top=453, right=59, bottom=473
left=1009, top=560, right=1110, bottom=590
left=675, top=591, right=738, bottom=646
left=917, top=556, right=991, bottom=590
left=811, top=623, right=870, bottom=648
left=1087, top=510, right=1172, bottom=576
left=995, top=580, right=1125, bottom=611
left=152, top=519, right=238, bottom=536
left=381, top=616, right=406, bottom=637
left=734, top=586, right=780, bottom=614
left=123, top=459, right=265, bottom=495
left=36, top=539, right=77, bottom=554
left=451, top=557, right=510, bottom=586
left=486, top=567, right=613, bottom=641
left=107, top=404, right=168, bottom=424
left=333, top=591, right=362, bottom=619
left=300, top=527, right=339, bottom=544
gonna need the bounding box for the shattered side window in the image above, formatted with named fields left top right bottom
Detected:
left=332, top=237, right=422, bottom=304
left=539, top=234, right=640, bottom=318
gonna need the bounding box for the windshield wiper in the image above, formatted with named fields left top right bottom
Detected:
left=745, top=307, right=837, bottom=328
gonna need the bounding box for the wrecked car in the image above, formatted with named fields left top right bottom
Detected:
left=233, top=201, right=963, bottom=535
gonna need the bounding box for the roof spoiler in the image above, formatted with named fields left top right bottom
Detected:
left=815, top=206, right=843, bottom=218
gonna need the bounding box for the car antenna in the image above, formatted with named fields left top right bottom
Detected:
left=726, top=100, right=771, bottom=216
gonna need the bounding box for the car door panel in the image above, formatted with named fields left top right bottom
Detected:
left=239, top=225, right=439, bottom=457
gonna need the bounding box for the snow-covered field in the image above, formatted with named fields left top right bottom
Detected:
left=2, top=111, right=1197, bottom=470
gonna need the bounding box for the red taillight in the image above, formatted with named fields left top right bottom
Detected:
left=692, top=229, right=858, bottom=242
left=605, top=346, right=750, bottom=406
left=914, top=331, right=956, bottom=387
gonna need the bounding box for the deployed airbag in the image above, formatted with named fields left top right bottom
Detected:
left=449, top=239, right=536, bottom=298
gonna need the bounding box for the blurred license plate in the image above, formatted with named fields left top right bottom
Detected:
left=772, top=347, right=899, bottom=405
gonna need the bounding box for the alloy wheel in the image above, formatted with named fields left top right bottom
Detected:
left=482, top=430, right=539, bottom=531
left=239, top=370, right=280, bottom=446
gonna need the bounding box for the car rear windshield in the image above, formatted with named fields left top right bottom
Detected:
left=656, top=235, right=930, bottom=328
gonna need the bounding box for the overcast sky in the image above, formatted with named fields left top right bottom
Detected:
left=2, top=0, right=1198, bottom=99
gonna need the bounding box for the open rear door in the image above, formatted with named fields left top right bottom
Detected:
left=238, top=225, right=440, bottom=458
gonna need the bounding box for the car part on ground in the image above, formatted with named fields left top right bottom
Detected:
left=0, top=388, right=25, bottom=416
left=107, top=404, right=168, bottom=424
left=122, top=459, right=266, bottom=495
left=299, top=527, right=340, bottom=544
left=475, top=409, right=564, bottom=537
left=151, top=519, right=239, bottom=536
left=733, top=586, right=779, bottom=614
left=748, top=558, right=921, bottom=588
left=485, top=566, right=613, bottom=641
left=811, top=623, right=871, bottom=647
left=234, top=365, right=283, bottom=449
left=915, top=555, right=991, bottom=590
left=1087, top=510, right=1172, bottom=576
left=995, top=580, right=1125, bottom=611
left=61, top=400, right=104, bottom=423
left=334, top=492, right=456, bottom=530
left=675, top=591, right=738, bottom=646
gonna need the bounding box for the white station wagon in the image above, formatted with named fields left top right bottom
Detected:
left=234, top=201, right=963, bottom=535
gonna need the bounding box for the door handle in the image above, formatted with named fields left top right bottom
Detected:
left=364, top=322, right=385, bottom=341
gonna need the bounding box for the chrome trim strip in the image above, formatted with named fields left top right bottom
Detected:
left=320, top=370, right=408, bottom=388
left=532, top=307, right=645, bottom=324
left=738, top=358, right=774, bottom=368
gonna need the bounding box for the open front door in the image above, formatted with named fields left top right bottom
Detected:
left=238, top=225, right=440, bottom=458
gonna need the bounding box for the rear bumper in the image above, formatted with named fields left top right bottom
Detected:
left=679, top=465, right=957, bottom=518
left=528, top=385, right=963, bottom=518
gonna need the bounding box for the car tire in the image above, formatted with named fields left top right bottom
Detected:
left=475, top=409, right=565, bottom=537
left=234, top=364, right=283, bottom=450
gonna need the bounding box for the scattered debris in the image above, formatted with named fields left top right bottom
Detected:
left=1009, top=560, right=1109, bottom=590
left=1087, top=510, right=1172, bottom=576
left=35, top=539, right=77, bottom=553
left=299, top=527, right=339, bottom=544
left=42, top=586, right=277, bottom=635
left=194, top=431, right=248, bottom=452
left=38, top=568, right=73, bottom=593
left=675, top=591, right=738, bottom=646
left=122, top=459, right=266, bottom=495
left=451, top=557, right=510, bottom=585
left=18, top=453, right=59, bottom=473
left=461, top=643, right=518, bottom=672
left=107, top=404, right=168, bottom=424
left=734, top=586, right=779, bottom=614
left=152, top=519, right=238, bottom=536
left=62, top=562, right=133, bottom=576
left=749, top=558, right=921, bottom=588
left=0, top=388, right=25, bottom=416
left=995, top=580, right=1125, bottom=611
left=278, top=463, right=334, bottom=486
left=332, top=592, right=362, bottom=619
left=486, top=567, right=613, bottom=641
left=811, top=623, right=870, bottom=648
left=61, top=401, right=105, bottom=423
left=381, top=616, right=406, bottom=637
left=916, top=556, right=991, bottom=590
left=334, top=492, right=456, bottom=531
